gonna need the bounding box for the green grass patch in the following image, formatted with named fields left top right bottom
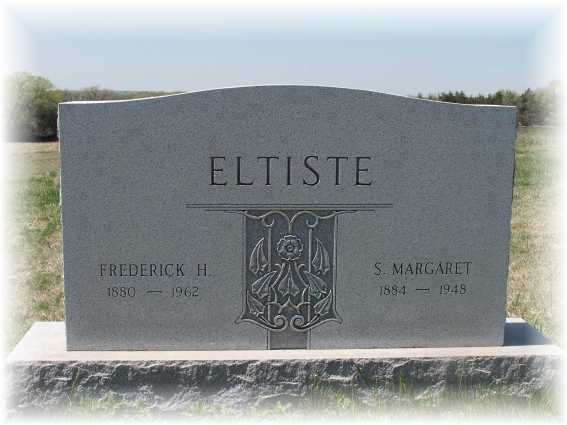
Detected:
left=514, top=127, right=560, bottom=187
left=507, top=128, right=559, bottom=341
left=5, top=145, right=63, bottom=350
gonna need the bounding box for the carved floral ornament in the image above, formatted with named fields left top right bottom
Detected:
left=276, top=235, right=303, bottom=261
left=236, top=209, right=347, bottom=333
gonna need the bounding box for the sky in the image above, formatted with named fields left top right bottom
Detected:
left=1, top=0, right=564, bottom=95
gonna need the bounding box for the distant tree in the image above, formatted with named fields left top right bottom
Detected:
left=5, top=72, right=63, bottom=140
left=75, top=86, right=116, bottom=101
left=498, top=90, right=520, bottom=107
left=538, top=80, right=561, bottom=125
left=421, top=82, right=560, bottom=126
left=60, top=88, right=177, bottom=102
left=4, top=73, right=181, bottom=141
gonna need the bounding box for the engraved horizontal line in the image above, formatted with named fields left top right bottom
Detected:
left=415, top=288, right=431, bottom=291
left=146, top=290, right=163, bottom=294
left=185, top=203, right=394, bottom=210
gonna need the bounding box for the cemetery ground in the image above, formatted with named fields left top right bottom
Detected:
left=4, top=126, right=561, bottom=419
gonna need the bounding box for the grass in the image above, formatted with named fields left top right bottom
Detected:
left=507, top=127, right=561, bottom=341
left=5, top=142, right=64, bottom=350
left=3, top=127, right=561, bottom=418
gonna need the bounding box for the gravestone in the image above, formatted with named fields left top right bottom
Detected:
left=57, top=86, right=516, bottom=350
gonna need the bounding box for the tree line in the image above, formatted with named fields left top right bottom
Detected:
left=5, top=72, right=177, bottom=141
left=5, top=72, right=561, bottom=141
left=417, top=82, right=560, bottom=127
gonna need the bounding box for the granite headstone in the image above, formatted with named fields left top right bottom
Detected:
left=58, top=86, right=516, bottom=350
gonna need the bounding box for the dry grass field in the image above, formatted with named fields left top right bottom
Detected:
left=5, top=142, right=63, bottom=351
left=3, top=127, right=561, bottom=418
left=507, top=127, right=561, bottom=341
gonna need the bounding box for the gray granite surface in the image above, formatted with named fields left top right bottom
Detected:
left=58, top=86, right=517, bottom=350
left=6, top=322, right=560, bottom=416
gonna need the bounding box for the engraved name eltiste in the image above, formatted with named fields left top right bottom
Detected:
left=209, top=155, right=373, bottom=186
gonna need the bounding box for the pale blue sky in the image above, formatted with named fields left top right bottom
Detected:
left=4, top=1, right=563, bottom=95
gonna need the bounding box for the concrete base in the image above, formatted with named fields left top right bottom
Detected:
left=6, top=320, right=561, bottom=415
